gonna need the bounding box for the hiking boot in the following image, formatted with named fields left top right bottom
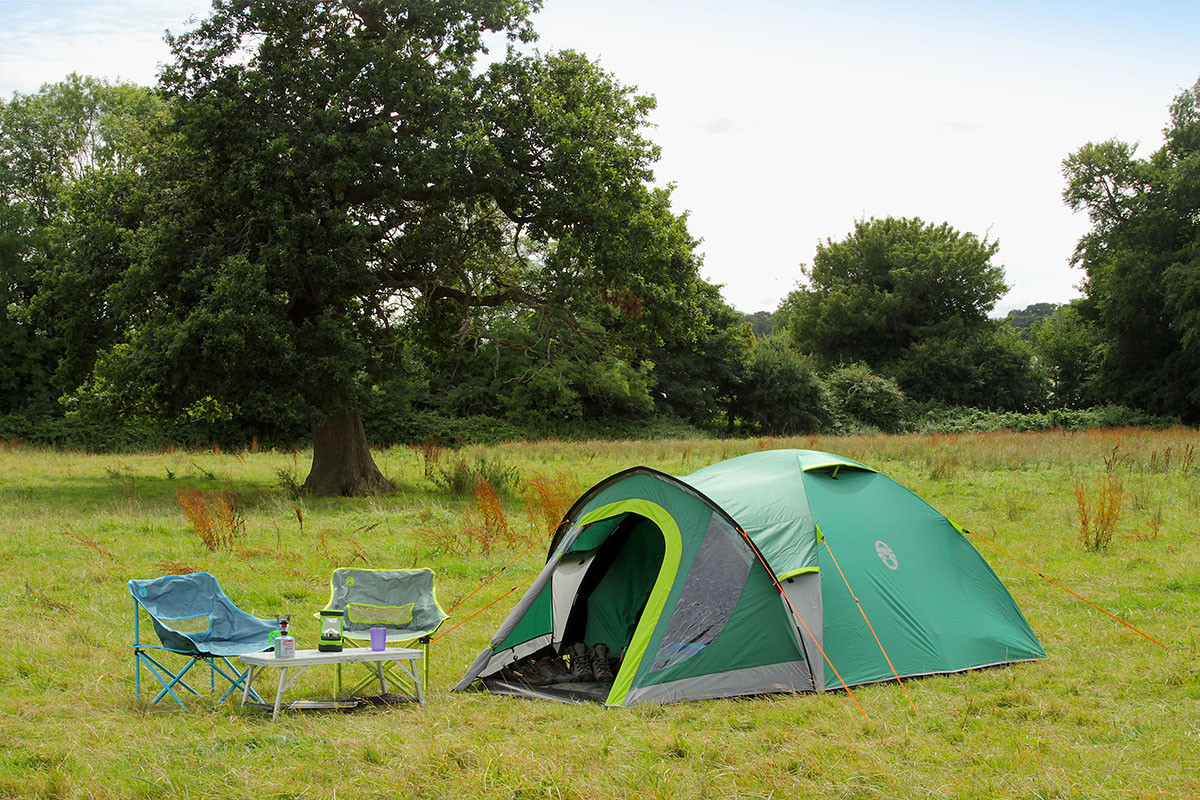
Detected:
left=516, top=659, right=553, bottom=686
left=592, top=643, right=614, bottom=682
left=540, top=657, right=577, bottom=684
left=570, top=642, right=594, bottom=682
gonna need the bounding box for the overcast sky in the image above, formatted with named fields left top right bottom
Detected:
left=3, top=0, right=1198, bottom=314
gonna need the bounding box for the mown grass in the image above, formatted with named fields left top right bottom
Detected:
left=1, top=429, right=1198, bottom=799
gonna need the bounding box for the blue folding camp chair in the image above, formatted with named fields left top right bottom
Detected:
left=129, top=572, right=280, bottom=708
left=321, top=568, right=448, bottom=697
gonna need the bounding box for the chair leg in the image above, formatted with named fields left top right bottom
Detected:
left=420, top=635, right=432, bottom=692
left=133, top=598, right=143, bottom=701
left=154, top=657, right=202, bottom=706
left=135, top=652, right=201, bottom=708
left=213, top=656, right=264, bottom=703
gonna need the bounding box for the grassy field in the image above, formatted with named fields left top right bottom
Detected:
left=1, top=429, right=1198, bottom=799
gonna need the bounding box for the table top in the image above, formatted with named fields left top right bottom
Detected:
left=240, top=646, right=423, bottom=667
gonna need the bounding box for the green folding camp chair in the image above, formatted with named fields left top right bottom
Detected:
left=320, top=568, right=448, bottom=697
left=129, top=572, right=279, bottom=708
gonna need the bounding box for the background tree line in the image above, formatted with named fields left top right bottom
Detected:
left=2, top=3, right=1196, bottom=494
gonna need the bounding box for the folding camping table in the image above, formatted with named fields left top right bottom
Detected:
left=239, top=647, right=424, bottom=720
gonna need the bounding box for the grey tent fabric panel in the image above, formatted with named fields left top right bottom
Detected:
left=781, top=573, right=824, bottom=691
left=483, top=634, right=554, bottom=675
left=486, top=555, right=561, bottom=649
left=621, top=660, right=814, bottom=706
left=455, top=647, right=495, bottom=691
left=455, top=554, right=562, bottom=688
left=454, top=634, right=556, bottom=690
left=552, top=554, right=597, bottom=646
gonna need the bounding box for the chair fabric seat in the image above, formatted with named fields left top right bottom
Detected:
left=323, top=568, right=447, bottom=641
left=129, top=572, right=279, bottom=706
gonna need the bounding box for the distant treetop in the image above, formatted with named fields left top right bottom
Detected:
left=1004, top=303, right=1062, bottom=340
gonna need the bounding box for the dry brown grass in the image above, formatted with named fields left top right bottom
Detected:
left=316, top=524, right=373, bottom=566
left=175, top=487, right=245, bottom=551
left=522, top=471, right=580, bottom=539
left=153, top=560, right=202, bottom=575
left=58, top=526, right=116, bottom=560
left=472, top=478, right=511, bottom=552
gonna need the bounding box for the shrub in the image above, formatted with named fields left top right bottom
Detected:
left=274, top=465, right=304, bottom=499
left=471, top=479, right=512, bottom=552
left=410, top=436, right=443, bottom=478
left=732, top=336, right=832, bottom=435
left=826, top=363, right=908, bottom=433
left=523, top=472, right=581, bottom=539
left=916, top=405, right=1179, bottom=434
left=1075, top=476, right=1123, bottom=552
left=891, top=324, right=1049, bottom=411
left=430, top=456, right=520, bottom=496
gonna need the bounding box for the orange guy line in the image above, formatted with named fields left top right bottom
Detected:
left=736, top=527, right=869, bottom=721
left=822, top=535, right=918, bottom=714
left=963, top=528, right=1170, bottom=652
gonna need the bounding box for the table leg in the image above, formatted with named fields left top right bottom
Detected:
left=374, top=662, right=388, bottom=695
left=241, top=665, right=257, bottom=708
left=273, top=667, right=288, bottom=721
left=392, top=658, right=424, bottom=705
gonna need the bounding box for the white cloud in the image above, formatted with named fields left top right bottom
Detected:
left=0, top=1, right=209, bottom=96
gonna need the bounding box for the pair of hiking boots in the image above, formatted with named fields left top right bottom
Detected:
left=505, top=657, right=574, bottom=686
left=500, top=643, right=617, bottom=687
left=569, top=642, right=614, bottom=683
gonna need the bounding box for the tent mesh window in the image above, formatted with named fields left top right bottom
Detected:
left=650, top=515, right=752, bottom=672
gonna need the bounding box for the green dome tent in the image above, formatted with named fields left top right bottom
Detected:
left=455, top=449, right=1044, bottom=706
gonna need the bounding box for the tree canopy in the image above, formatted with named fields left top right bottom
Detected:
left=1029, top=301, right=1102, bottom=409
left=1004, top=302, right=1061, bottom=340
left=1063, top=76, right=1200, bottom=421
left=784, top=217, right=1006, bottom=364
left=780, top=216, right=1039, bottom=408
left=8, top=42, right=1198, bottom=451
left=37, top=0, right=705, bottom=493
left=1, top=75, right=168, bottom=415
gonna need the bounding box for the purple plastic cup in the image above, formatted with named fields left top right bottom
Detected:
left=369, top=627, right=387, bottom=651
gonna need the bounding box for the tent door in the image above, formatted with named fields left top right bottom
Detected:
left=561, top=514, right=666, bottom=662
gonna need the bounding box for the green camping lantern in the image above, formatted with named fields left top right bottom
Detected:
left=318, top=609, right=344, bottom=652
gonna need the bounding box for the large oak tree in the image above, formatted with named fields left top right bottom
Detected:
left=56, top=0, right=703, bottom=494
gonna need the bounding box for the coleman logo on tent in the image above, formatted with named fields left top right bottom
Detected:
left=875, top=540, right=899, bottom=570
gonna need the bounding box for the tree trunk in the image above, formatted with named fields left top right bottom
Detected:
left=303, top=405, right=393, bottom=496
